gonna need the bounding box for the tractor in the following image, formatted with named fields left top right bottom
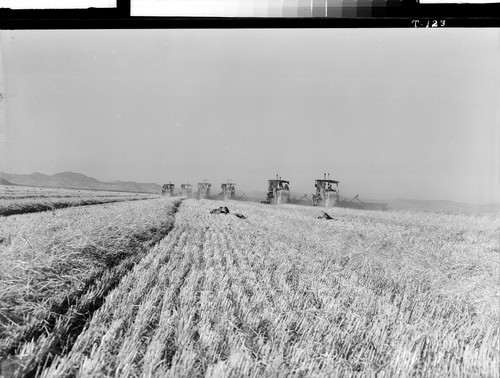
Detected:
left=312, top=173, right=339, bottom=207
left=196, top=180, right=211, bottom=199
left=262, top=174, right=290, bottom=205
left=220, top=181, right=236, bottom=200
left=161, top=182, right=175, bottom=197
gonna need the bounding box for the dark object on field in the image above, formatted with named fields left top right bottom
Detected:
left=210, top=206, right=230, bottom=215
left=318, top=211, right=337, bottom=220
left=210, top=207, right=246, bottom=219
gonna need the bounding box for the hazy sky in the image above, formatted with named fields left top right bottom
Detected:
left=1, top=29, right=499, bottom=204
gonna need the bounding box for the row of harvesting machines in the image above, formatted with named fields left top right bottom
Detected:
left=162, top=173, right=387, bottom=210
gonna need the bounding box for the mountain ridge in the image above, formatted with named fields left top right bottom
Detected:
left=0, top=171, right=162, bottom=194
left=0, top=178, right=15, bottom=186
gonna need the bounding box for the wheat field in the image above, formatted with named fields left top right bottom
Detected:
left=0, top=186, right=158, bottom=216
left=0, top=196, right=499, bottom=377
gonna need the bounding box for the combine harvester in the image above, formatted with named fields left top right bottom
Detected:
left=180, top=183, right=193, bottom=198
left=311, top=173, right=388, bottom=211
left=261, top=174, right=290, bottom=205
left=220, top=181, right=237, bottom=200
left=161, top=182, right=175, bottom=197
left=312, top=173, right=339, bottom=207
left=196, top=180, right=212, bottom=200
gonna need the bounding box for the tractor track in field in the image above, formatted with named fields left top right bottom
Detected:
left=0, top=199, right=184, bottom=378
left=0, top=197, right=157, bottom=217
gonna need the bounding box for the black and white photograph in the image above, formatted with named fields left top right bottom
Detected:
left=0, top=28, right=499, bottom=377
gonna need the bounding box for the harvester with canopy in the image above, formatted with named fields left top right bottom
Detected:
left=180, top=183, right=193, bottom=198
left=312, top=173, right=339, bottom=207
left=196, top=180, right=212, bottom=199
left=220, top=181, right=236, bottom=200
left=161, top=182, right=175, bottom=197
left=261, top=174, right=290, bottom=205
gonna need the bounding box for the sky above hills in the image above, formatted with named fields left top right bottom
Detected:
left=1, top=29, right=499, bottom=204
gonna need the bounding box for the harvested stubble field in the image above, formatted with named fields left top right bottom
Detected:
left=0, top=186, right=158, bottom=216
left=0, top=197, right=499, bottom=377
left=0, top=197, right=180, bottom=377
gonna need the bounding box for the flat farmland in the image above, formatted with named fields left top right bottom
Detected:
left=0, top=186, right=159, bottom=216
left=0, top=197, right=498, bottom=377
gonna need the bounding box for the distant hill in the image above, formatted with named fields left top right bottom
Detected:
left=388, top=198, right=500, bottom=214
left=0, top=171, right=162, bottom=194
left=0, top=177, right=15, bottom=186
